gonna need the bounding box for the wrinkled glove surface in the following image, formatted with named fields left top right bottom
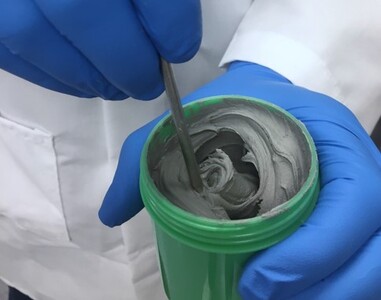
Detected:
left=0, top=0, right=201, bottom=100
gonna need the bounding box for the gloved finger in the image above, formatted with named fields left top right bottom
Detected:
left=292, top=227, right=381, bottom=300
left=0, top=0, right=126, bottom=100
left=99, top=115, right=164, bottom=227
left=0, top=43, right=92, bottom=98
left=131, top=0, right=202, bottom=63
left=34, top=0, right=164, bottom=100
left=237, top=102, right=381, bottom=298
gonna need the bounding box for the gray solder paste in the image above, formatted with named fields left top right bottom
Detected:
left=147, top=98, right=311, bottom=220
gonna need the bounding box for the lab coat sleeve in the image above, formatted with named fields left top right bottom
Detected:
left=220, top=0, right=381, bottom=133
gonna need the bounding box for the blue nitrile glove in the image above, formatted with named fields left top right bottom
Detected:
left=0, top=0, right=201, bottom=100
left=99, top=62, right=381, bottom=299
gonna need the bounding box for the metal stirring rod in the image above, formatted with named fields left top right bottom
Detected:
left=160, top=58, right=204, bottom=192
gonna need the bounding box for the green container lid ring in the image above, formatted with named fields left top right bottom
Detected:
left=140, top=95, right=319, bottom=254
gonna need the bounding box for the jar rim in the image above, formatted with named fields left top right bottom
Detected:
left=140, top=95, right=319, bottom=253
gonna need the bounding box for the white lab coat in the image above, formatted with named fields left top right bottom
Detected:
left=0, top=1, right=379, bottom=299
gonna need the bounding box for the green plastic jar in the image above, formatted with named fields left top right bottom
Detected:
left=140, top=96, right=319, bottom=300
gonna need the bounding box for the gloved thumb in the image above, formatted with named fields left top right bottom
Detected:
left=99, top=118, right=159, bottom=227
